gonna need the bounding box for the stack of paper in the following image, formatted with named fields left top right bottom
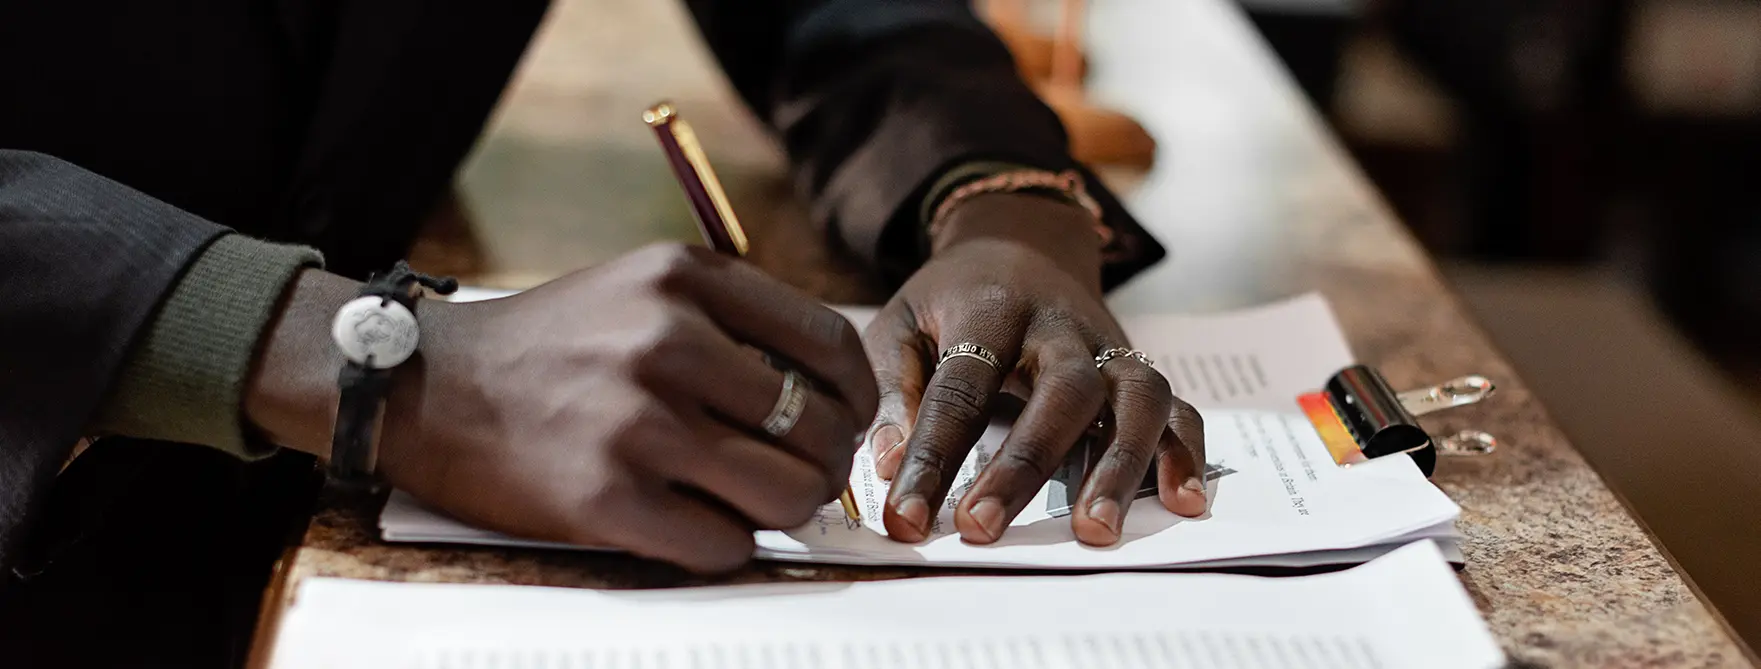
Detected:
left=269, top=541, right=1504, bottom=669
left=387, top=292, right=1461, bottom=570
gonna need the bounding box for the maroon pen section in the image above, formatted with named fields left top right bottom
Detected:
left=647, top=119, right=743, bottom=257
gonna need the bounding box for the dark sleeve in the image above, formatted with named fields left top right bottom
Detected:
left=682, top=0, right=1165, bottom=290
left=0, top=149, right=227, bottom=574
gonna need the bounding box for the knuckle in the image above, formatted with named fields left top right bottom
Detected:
left=632, top=242, right=705, bottom=293
left=995, top=445, right=1063, bottom=483
left=1103, top=440, right=1156, bottom=479
left=967, top=283, right=1026, bottom=315
left=604, top=403, right=678, bottom=460
left=626, top=317, right=699, bottom=386
left=922, top=375, right=989, bottom=421
left=1111, top=370, right=1173, bottom=415
left=527, top=386, right=582, bottom=434
left=1033, top=308, right=1083, bottom=335
left=900, top=444, right=954, bottom=481
left=1124, top=367, right=1174, bottom=399
left=1166, top=398, right=1206, bottom=461
left=1168, top=398, right=1203, bottom=430
left=1065, top=364, right=1109, bottom=398
left=1035, top=366, right=1106, bottom=425
left=574, top=476, right=637, bottom=521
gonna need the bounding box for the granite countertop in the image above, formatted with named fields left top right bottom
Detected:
left=268, top=271, right=1754, bottom=666
left=254, top=0, right=1752, bottom=666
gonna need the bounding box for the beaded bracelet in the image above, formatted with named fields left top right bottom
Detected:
left=927, top=169, right=1111, bottom=247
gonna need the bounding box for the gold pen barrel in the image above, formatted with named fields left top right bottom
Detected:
left=642, top=102, right=748, bottom=256
left=645, top=101, right=858, bottom=522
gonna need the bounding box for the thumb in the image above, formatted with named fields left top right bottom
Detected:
left=861, top=302, right=932, bottom=480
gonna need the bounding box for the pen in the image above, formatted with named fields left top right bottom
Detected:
left=644, top=101, right=863, bottom=523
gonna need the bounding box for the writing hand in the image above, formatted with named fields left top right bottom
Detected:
left=249, top=244, right=878, bottom=573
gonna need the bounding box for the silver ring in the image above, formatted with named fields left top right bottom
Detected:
left=938, top=342, right=1001, bottom=371
left=1094, top=347, right=1153, bottom=369
left=761, top=369, right=809, bottom=438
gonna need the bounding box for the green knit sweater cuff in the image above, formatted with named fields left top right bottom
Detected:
left=95, top=234, right=324, bottom=459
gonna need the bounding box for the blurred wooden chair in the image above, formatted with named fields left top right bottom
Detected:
left=982, top=0, right=1157, bottom=168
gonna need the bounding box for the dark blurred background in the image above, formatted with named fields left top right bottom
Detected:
left=1240, top=0, right=1761, bottom=648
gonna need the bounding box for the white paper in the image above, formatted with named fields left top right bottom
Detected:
left=444, top=286, right=520, bottom=303
left=390, top=293, right=1460, bottom=570
left=269, top=541, right=1503, bottom=669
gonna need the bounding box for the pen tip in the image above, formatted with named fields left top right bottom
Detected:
left=643, top=102, right=675, bottom=126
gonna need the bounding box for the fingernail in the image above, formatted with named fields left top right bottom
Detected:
left=969, top=498, right=1006, bottom=541
left=895, top=495, right=930, bottom=534
left=872, top=424, right=903, bottom=457
left=1175, top=477, right=1209, bottom=517
left=874, top=425, right=907, bottom=478
left=1087, top=498, right=1122, bottom=535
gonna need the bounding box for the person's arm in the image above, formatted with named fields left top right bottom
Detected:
left=91, top=235, right=322, bottom=458
left=0, top=148, right=882, bottom=579
left=0, top=149, right=876, bottom=578
left=0, top=149, right=230, bottom=571
left=240, top=244, right=880, bottom=573
left=681, top=0, right=1164, bottom=288
left=685, top=1, right=1200, bottom=548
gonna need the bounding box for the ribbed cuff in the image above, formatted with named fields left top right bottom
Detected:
left=94, top=234, right=324, bottom=459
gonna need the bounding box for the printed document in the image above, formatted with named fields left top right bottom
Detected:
left=385, top=293, right=1461, bottom=569
left=269, top=541, right=1503, bottom=669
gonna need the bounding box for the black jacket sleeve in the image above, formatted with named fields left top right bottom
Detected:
left=682, top=0, right=1165, bottom=289
left=0, top=150, right=227, bottom=576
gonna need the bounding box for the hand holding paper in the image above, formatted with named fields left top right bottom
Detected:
left=861, top=192, right=1202, bottom=546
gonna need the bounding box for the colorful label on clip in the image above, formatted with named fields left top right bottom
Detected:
left=1298, top=391, right=1368, bottom=466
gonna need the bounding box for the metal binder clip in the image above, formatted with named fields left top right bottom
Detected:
left=1399, top=376, right=1497, bottom=457
left=1435, top=430, right=1497, bottom=456
left=1398, top=375, right=1495, bottom=417
left=1302, top=366, right=1500, bottom=476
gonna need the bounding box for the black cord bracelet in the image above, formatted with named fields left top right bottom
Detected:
left=328, top=261, right=456, bottom=488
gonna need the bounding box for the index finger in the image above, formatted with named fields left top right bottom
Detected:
left=883, top=319, right=1023, bottom=542
left=664, top=245, right=880, bottom=424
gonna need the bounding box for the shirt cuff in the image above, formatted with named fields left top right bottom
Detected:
left=94, top=234, right=324, bottom=459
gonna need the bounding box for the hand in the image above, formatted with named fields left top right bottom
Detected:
left=864, top=192, right=1206, bottom=547
left=247, top=244, right=878, bottom=573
